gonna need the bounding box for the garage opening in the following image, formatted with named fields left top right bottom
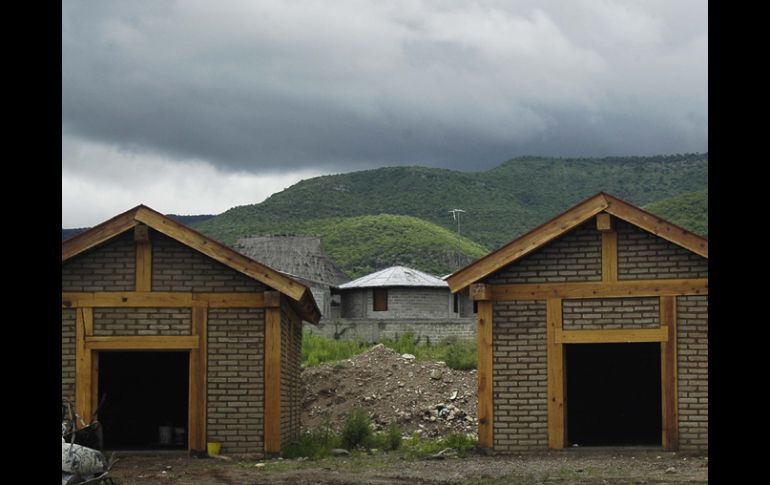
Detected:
left=566, top=343, right=661, bottom=447
left=98, top=351, right=189, bottom=450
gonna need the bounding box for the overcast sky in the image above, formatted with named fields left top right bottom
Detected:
left=62, top=0, right=707, bottom=227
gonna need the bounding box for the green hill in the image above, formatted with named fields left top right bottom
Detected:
left=240, top=214, right=489, bottom=279
left=195, top=154, right=708, bottom=257
left=643, top=190, right=708, bottom=236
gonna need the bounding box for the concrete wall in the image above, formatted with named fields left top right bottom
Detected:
left=305, top=317, right=476, bottom=343
left=340, top=287, right=457, bottom=319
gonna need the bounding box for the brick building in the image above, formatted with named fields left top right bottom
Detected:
left=62, top=205, right=320, bottom=456
left=446, top=193, right=707, bottom=452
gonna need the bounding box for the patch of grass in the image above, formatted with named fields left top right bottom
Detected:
left=400, top=432, right=478, bottom=459
left=381, top=333, right=477, bottom=370
left=281, top=426, right=341, bottom=459
left=302, top=331, right=369, bottom=366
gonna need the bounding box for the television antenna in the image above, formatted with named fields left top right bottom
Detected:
left=449, top=209, right=466, bottom=237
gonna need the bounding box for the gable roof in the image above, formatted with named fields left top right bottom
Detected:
left=62, top=205, right=321, bottom=324
left=338, top=266, right=448, bottom=289
left=445, top=192, right=708, bottom=292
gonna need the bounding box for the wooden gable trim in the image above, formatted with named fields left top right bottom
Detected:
left=603, top=194, right=708, bottom=258
left=446, top=193, right=610, bottom=292
left=62, top=205, right=321, bottom=323
left=62, top=207, right=140, bottom=262
left=133, top=207, right=306, bottom=302
left=446, top=192, right=708, bottom=292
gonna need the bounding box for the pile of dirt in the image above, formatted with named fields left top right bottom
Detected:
left=302, top=344, right=478, bottom=438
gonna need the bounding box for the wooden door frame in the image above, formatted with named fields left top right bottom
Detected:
left=546, top=296, right=678, bottom=450
left=73, top=307, right=208, bottom=454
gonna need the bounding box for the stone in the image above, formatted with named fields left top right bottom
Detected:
left=430, top=369, right=443, bottom=380
left=330, top=449, right=351, bottom=457
left=665, top=467, right=676, bottom=474
left=402, top=354, right=416, bottom=360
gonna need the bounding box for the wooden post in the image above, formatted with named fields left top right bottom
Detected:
left=135, top=225, right=152, bottom=292
left=189, top=306, right=208, bottom=454
left=75, top=307, right=94, bottom=424
left=660, top=296, right=679, bottom=450
left=264, top=292, right=282, bottom=454
left=601, top=216, right=618, bottom=282
left=476, top=300, right=494, bottom=449
left=546, top=298, right=566, bottom=449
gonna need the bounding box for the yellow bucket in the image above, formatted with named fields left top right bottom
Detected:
left=207, top=441, right=222, bottom=456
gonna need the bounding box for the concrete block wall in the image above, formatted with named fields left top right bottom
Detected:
left=304, top=318, right=476, bottom=343
left=341, top=287, right=457, bottom=320
left=207, top=308, right=265, bottom=455
left=93, top=308, right=191, bottom=335
left=487, top=220, right=601, bottom=284
left=280, top=307, right=302, bottom=447
left=151, top=231, right=266, bottom=292
left=677, top=295, right=708, bottom=451
left=62, top=309, right=76, bottom=403
left=492, top=301, right=548, bottom=451
left=62, top=232, right=135, bottom=291
left=562, top=298, right=660, bottom=330
left=616, top=220, right=708, bottom=280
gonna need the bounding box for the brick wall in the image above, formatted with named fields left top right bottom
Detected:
left=62, top=309, right=76, bottom=403
left=677, top=295, right=708, bottom=451
left=492, top=301, right=548, bottom=451
left=207, top=308, right=265, bottom=455
left=487, top=220, right=601, bottom=284
left=616, top=220, right=708, bottom=280
left=562, top=298, right=660, bottom=330
left=93, top=308, right=191, bottom=335
left=152, top=231, right=267, bottom=292
left=280, top=307, right=302, bottom=447
left=62, top=232, right=135, bottom=291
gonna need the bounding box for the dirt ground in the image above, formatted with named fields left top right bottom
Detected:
left=107, top=449, right=708, bottom=484
left=303, top=344, right=478, bottom=437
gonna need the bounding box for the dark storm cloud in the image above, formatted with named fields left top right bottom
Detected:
left=62, top=0, right=707, bottom=174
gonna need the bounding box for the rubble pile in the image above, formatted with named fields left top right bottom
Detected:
left=302, top=344, right=478, bottom=438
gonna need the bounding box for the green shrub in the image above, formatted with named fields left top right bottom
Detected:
left=384, top=421, right=402, bottom=451
left=341, top=408, right=373, bottom=449
left=442, top=432, right=477, bottom=457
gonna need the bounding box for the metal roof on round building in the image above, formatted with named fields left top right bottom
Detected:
left=337, top=266, right=448, bottom=289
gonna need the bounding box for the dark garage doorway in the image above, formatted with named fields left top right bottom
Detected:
left=98, top=351, right=189, bottom=450
left=566, top=343, right=661, bottom=447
